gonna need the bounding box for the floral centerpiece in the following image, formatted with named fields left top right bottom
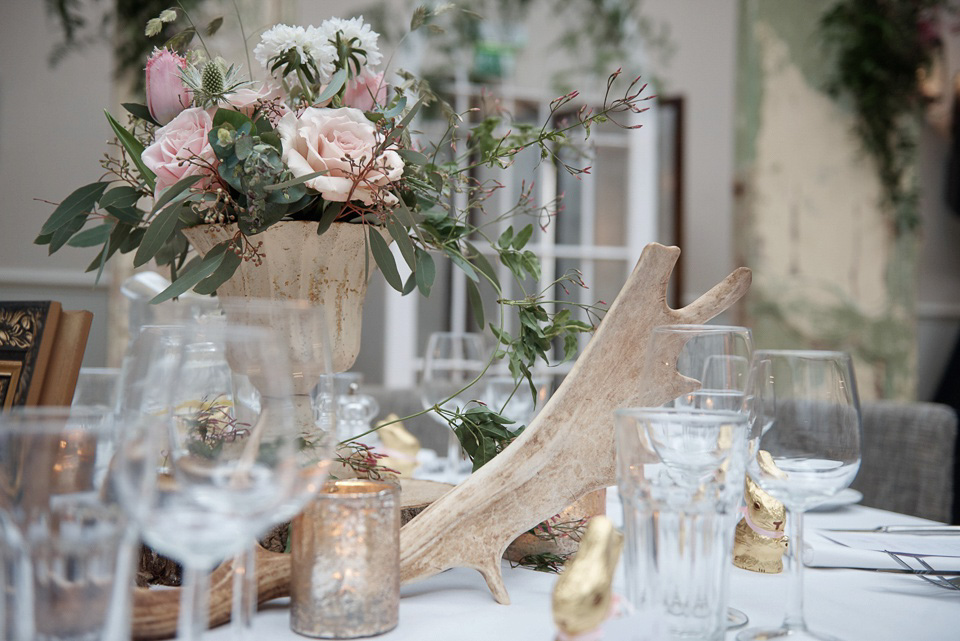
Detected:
left=36, top=5, right=650, bottom=467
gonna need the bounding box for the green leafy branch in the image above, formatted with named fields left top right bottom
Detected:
left=820, top=0, right=947, bottom=234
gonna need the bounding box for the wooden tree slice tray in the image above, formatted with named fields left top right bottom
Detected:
left=132, top=478, right=453, bottom=640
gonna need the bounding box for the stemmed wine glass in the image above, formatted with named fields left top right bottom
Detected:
left=737, top=350, right=862, bottom=641
left=483, top=374, right=551, bottom=430
left=0, top=407, right=150, bottom=641
left=643, top=323, right=753, bottom=630
left=218, top=298, right=336, bottom=639
left=115, top=323, right=301, bottom=641
left=420, top=332, right=487, bottom=482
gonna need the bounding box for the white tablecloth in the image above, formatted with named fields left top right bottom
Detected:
left=206, top=493, right=960, bottom=641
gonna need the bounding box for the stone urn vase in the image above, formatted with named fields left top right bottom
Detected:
left=181, top=220, right=387, bottom=375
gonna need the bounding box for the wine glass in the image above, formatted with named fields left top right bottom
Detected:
left=0, top=407, right=149, bottom=641
left=483, top=374, right=551, bottom=430
left=644, top=324, right=753, bottom=629
left=420, top=332, right=487, bottom=482
left=218, top=299, right=336, bottom=640
left=115, top=323, right=301, bottom=641
left=737, top=350, right=862, bottom=641
left=71, top=367, right=122, bottom=413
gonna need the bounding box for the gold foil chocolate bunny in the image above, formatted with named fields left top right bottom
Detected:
left=377, top=414, right=421, bottom=478
left=552, top=516, right=623, bottom=640
left=734, top=452, right=788, bottom=573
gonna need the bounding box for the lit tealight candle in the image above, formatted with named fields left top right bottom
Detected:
left=291, top=479, right=400, bottom=639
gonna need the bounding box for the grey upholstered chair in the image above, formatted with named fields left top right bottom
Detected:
left=851, top=401, right=957, bottom=523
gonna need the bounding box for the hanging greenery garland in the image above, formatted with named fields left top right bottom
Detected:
left=819, top=0, right=948, bottom=234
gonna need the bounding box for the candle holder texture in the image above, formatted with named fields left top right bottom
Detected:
left=291, top=479, right=400, bottom=638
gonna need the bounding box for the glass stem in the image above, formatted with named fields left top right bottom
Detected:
left=178, top=564, right=211, bottom=641
left=231, top=543, right=257, bottom=640
left=446, top=430, right=461, bottom=479
left=782, top=508, right=807, bottom=632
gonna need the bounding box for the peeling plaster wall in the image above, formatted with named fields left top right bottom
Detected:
left=735, top=0, right=917, bottom=399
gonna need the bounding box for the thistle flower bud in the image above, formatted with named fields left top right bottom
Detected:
left=201, top=62, right=225, bottom=96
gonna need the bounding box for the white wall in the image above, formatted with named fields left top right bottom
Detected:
left=640, top=0, right=739, bottom=306
left=0, top=0, right=113, bottom=366
left=3, top=0, right=956, bottom=397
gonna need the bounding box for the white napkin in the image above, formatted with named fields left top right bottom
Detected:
left=804, top=530, right=960, bottom=571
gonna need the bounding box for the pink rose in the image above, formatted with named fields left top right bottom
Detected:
left=226, top=82, right=289, bottom=119
left=343, top=71, right=387, bottom=112
left=141, top=107, right=219, bottom=199
left=146, top=48, right=192, bottom=125
left=277, top=107, right=404, bottom=205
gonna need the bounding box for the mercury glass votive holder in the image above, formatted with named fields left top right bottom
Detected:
left=291, top=479, right=400, bottom=639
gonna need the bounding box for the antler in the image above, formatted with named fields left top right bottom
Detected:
left=399, top=243, right=752, bottom=603
left=130, top=244, right=751, bottom=639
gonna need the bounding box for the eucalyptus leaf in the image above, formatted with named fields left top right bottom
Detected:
left=193, top=248, right=241, bottom=295
left=104, top=205, right=143, bottom=226
left=213, top=108, right=252, bottom=130
left=120, top=227, right=146, bottom=254
left=386, top=97, right=423, bottom=144
left=260, top=131, right=282, bottom=151
left=316, top=201, right=343, bottom=235
left=135, top=202, right=182, bottom=267
left=315, top=69, right=348, bottom=104
left=381, top=96, right=408, bottom=120
left=105, top=111, right=156, bottom=191
left=67, top=224, right=112, bottom=248
left=48, top=213, right=87, bottom=253
left=263, top=170, right=327, bottom=191
left=465, top=242, right=500, bottom=289
left=150, top=243, right=229, bottom=304
left=368, top=228, right=402, bottom=292
left=99, top=185, right=141, bottom=210
left=385, top=216, right=416, bottom=270
left=466, top=279, right=485, bottom=331
left=39, top=182, right=109, bottom=235
left=447, top=250, right=479, bottom=282
left=121, top=102, right=160, bottom=127
left=401, top=272, right=418, bottom=296
left=151, top=175, right=202, bottom=214
left=415, top=248, right=435, bottom=297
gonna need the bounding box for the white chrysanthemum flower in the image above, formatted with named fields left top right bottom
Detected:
left=321, top=16, right=382, bottom=69
left=254, top=24, right=336, bottom=80
left=303, top=25, right=337, bottom=79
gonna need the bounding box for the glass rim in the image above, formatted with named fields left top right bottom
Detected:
left=218, top=297, right=326, bottom=311
left=426, top=330, right=486, bottom=339
left=138, top=322, right=280, bottom=338
left=614, top=406, right=748, bottom=424
left=0, top=406, right=117, bottom=433
left=753, top=349, right=851, bottom=360
left=650, top=324, right=752, bottom=335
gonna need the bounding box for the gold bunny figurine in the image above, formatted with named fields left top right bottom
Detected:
left=733, top=454, right=788, bottom=573
left=377, top=414, right=421, bottom=477
left=552, top=516, right=623, bottom=640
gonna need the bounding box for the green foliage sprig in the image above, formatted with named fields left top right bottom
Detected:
left=820, top=0, right=947, bottom=233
